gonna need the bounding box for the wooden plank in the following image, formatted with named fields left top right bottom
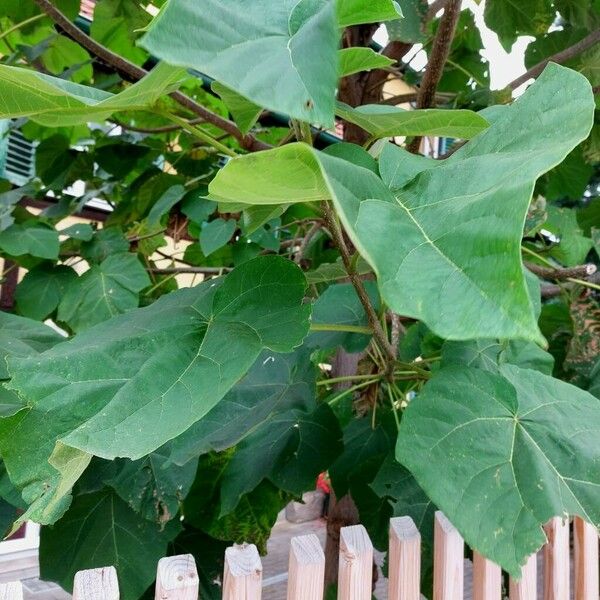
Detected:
left=287, top=534, right=325, bottom=600
left=543, top=517, right=570, bottom=600
left=0, top=582, right=23, bottom=600
left=223, top=543, right=262, bottom=600
left=73, top=566, right=119, bottom=600
left=574, top=517, right=599, bottom=600
left=472, top=552, right=501, bottom=600
left=433, top=511, right=464, bottom=600
left=509, top=554, right=537, bottom=600
left=388, top=516, right=420, bottom=600
left=338, top=524, right=373, bottom=600
left=155, top=554, right=199, bottom=600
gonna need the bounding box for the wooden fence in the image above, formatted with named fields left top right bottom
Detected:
left=0, top=512, right=598, bottom=600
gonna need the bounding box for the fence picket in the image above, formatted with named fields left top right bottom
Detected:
left=472, top=552, right=501, bottom=600
left=0, top=582, right=22, bottom=600
left=433, top=511, right=464, bottom=600
left=574, top=516, right=599, bottom=600
left=223, top=543, right=263, bottom=600
left=338, top=524, right=373, bottom=600
left=388, top=516, right=420, bottom=600
left=543, top=517, right=570, bottom=600
left=509, top=554, right=537, bottom=600
left=155, top=554, right=199, bottom=600
left=287, top=534, right=325, bottom=600
left=73, top=566, right=119, bottom=600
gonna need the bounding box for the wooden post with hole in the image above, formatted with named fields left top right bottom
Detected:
left=574, top=517, right=599, bottom=600
left=338, top=524, right=373, bottom=600
left=223, top=543, right=263, bottom=600
left=73, top=567, right=119, bottom=600
left=0, top=582, right=23, bottom=600
left=155, top=555, right=199, bottom=600
left=472, top=552, right=501, bottom=600
left=433, top=511, right=464, bottom=600
left=543, top=517, right=570, bottom=600
left=287, top=534, right=325, bottom=600
left=509, top=554, right=537, bottom=600
left=388, top=516, right=421, bottom=600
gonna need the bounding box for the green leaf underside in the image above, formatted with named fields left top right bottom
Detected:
left=2, top=256, right=310, bottom=525
left=397, top=364, right=600, bottom=575
left=335, top=102, right=490, bottom=139
left=39, top=490, right=180, bottom=600
left=169, top=349, right=316, bottom=465
left=337, top=0, right=402, bottom=27
left=0, top=62, right=185, bottom=126
left=209, top=64, right=594, bottom=343
left=338, top=48, right=395, bottom=77
left=211, top=81, right=262, bottom=135
left=140, top=0, right=339, bottom=126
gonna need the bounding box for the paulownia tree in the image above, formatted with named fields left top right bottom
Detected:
left=0, top=0, right=599, bottom=597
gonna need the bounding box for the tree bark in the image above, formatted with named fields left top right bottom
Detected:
left=0, top=260, right=18, bottom=312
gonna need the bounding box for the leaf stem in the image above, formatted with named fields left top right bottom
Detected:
left=0, top=14, right=45, bottom=43
left=161, top=112, right=238, bottom=157
left=317, top=374, right=381, bottom=387
left=309, top=323, right=373, bottom=335
left=327, top=379, right=376, bottom=406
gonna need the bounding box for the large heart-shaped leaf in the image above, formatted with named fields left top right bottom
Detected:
left=335, top=102, right=489, bottom=139
left=40, top=490, right=181, bottom=600
left=209, top=64, right=593, bottom=343
left=1, top=256, right=310, bottom=525
left=140, top=0, right=339, bottom=126
left=0, top=62, right=185, bottom=126
left=396, top=364, right=600, bottom=575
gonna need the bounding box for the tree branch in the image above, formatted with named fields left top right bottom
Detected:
left=525, top=262, right=597, bottom=281
left=110, top=116, right=205, bottom=134
left=406, top=0, right=461, bottom=154
left=508, top=29, right=600, bottom=91
left=322, top=202, right=395, bottom=364
left=31, top=0, right=270, bottom=152
left=425, top=0, right=449, bottom=22
left=150, top=266, right=231, bottom=275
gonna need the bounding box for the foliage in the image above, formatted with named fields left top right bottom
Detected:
left=0, top=0, right=599, bottom=598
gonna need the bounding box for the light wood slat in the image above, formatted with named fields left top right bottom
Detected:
left=574, top=517, right=599, bottom=600
left=287, top=534, right=325, bottom=600
left=73, top=566, right=119, bottom=600
left=509, top=554, right=537, bottom=600
left=388, top=516, right=421, bottom=600
left=223, top=543, right=262, bottom=600
left=0, top=582, right=23, bottom=600
left=338, top=524, right=373, bottom=600
left=155, top=554, right=199, bottom=600
left=433, top=511, right=464, bottom=600
left=472, top=552, right=501, bottom=600
left=543, top=517, right=570, bottom=600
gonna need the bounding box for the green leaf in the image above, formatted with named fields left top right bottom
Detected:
left=140, top=0, right=339, bottom=126
left=545, top=146, right=593, bottom=201
left=335, top=102, right=489, bottom=139
left=0, top=312, right=63, bottom=379
left=337, top=0, right=402, bottom=27
left=15, top=264, right=78, bottom=321
left=39, top=490, right=181, bottom=600
left=396, top=364, right=600, bottom=576
left=338, top=48, right=395, bottom=78
left=169, top=349, right=316, bottom=465
left=0, top=222, right=59, bottom=260
left=81, top=227, right=129, bottom=263
left=378, top=142, right=439, bottom=190
left=147, top=185, right=186, bottom=225
left=181, top=190, right=216, bottom=225
left=3, top=256, right=310, bottom=525
left=106, top=447, right=197, bottom=525
left=57, top=253, right=151, bottom=332
left=59, top=223, right=94, bottom=241
left=0, top=62, right=185, bottom=126
left=545, top=206, right=593, bottom=266
left=308, top=282, right=378, bottom=352
left=210, top=64, right=593, bottom=343
left=211, top=82, right=262, bottom=135
left=41, top=35, right=92, bottom=83
left=219, top=404, right=342, bottom=514
left=0, top=499, right=19, bottom=538
left=386, top=0, right=427, bottom=44
left=0, top=184, right=34, bottom=232
left=200, top=219, right=236, bottom=256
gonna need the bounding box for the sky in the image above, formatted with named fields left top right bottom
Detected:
left=374, top=0, right=534, bottom=91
